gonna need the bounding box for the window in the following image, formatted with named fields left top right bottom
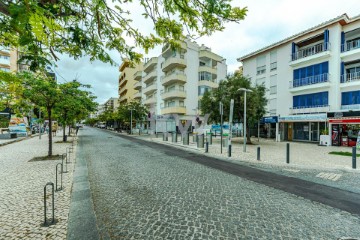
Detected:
left=198, top=72, right=213, bottom=81
left=198, top=86, right=211, bottom=96
left=293, top=92, right=328, bottom=108
left=342, top=90, right=360, bottom=106
left=256, top=77, right=265, bottom=86
left=256, top=55, right=266, bottom=75
left=179, top=101, right=184, bottom=107
left=167, top=101, right=175, bottom=107
left=199, top=61, right=206, bottom=66
left=270, top=75, right=277, bottom=95
left=270, top=51, right=277, bottom=71
left=0, top=55, right=10, bottom=60
left=268, top=98, right=277, bottom=114
left=0, top=67, right=10, bottom=72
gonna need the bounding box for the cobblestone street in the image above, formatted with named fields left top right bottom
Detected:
left=79, top=128, right=360, bottom=239
left=0, top=134, right=76, bottom=239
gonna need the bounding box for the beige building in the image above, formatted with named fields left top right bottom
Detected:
left=118, top=60, right=143, bottom=104
left=0, top=47, right=27, bottom=72
left=104, top=97, right=119, bottom=112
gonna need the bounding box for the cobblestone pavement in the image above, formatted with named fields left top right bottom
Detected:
left=83, top=128, right=360, bottom=239
left=139, top=134, right=360, bottom=195
left=0, top=133, right=77, bottom=239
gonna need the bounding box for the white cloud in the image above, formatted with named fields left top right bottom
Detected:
left=55, top=0, right=360, bottom=102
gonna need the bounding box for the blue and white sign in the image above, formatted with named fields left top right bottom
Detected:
left=279, top=114, right=327, bottom=122
left=261, top=116, right=278, bottom=123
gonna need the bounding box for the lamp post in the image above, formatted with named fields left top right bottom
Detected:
left=238, top=88, right=253, bottom=152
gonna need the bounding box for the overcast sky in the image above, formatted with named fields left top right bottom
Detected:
left=55, top=0, right=360, bottom=104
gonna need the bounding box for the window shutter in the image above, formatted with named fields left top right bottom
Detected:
left=340, top=62, right=345, bottom=82
left=341, top=31, right=345, bottom=52
left=324, top=29, right=329, bottom=50
left=291, top=42, right=296, bottom=60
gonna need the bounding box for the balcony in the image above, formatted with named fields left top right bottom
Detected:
left=144, top=96, right=156, bottom=105
left=119, top=79, right=128, bottom=88
left=143, top=83, right=157, bottom=95
left=133, top=71, right=142, bottom=81
left=198, top=80, right=218, bottom=88
left=161, top=89, right=186, bottom=100
left=289, top=105, right=330, bottom=115
left=162, top=42, right=187, bottom=55
left=162, top=55, right=186, bottom=72
left=161, top=105, right=186, bottom=115
left=290, top=42, right=330, bottom=67
left=289, top=73, right=330, bottom=91
left=143, top=57, right=158, bottom=73
left=134, top=81, right=142, bottom=90
left=143, top=70, right=157, bottom=84
left=161, top=71, right=186, bottom=86
left=199, top=65, right=217, bottom=75
left=0, top=57, right=10, bottom=65
left=341, top=104, right=360, bottom=110
left=199, top=50, right=223, bottom=62
left=134, top=91, right=142, bottom=100
left=341, top=72, right=360, bottom=83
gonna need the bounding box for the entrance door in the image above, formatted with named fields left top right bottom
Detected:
left=311, top=122, right=319, bottom=141
left=288, top=123, right=293, bottom=141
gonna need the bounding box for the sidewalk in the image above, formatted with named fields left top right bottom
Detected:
left=0, top=133, right=77, bottom=239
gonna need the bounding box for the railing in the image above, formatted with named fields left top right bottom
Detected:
left=341, top=104, right=360, bottom=110
left=340, top=71, right=360, bottom=83
left=162, top=104, right=186, bottom=109
left=289, top=105, right=330, bottom=114
left=290, top=73, right=329, bottom=88
left=161, top=88, right=186, bottom=95
left=144, top=57, right=157, bottom=69
left=164, top=54, right=185, bottom=62
left=341, top=39, right=360, bottom=52
left=291, top=42, right=330, bottom=61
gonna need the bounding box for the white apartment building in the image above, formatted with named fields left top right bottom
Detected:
left=138, top=39, right=227, bottom=130
left=238, top=13, right=360, bottom=146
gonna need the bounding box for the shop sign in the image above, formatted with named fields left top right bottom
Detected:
left=279, top=114, right=327, bottom=122
left=329, top=118, right=360, bottom=123
left=261, top=116, right=278, bottom=123
left=328, top=111, right=360, bottom=118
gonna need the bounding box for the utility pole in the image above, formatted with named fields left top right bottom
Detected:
left=39, top=109, right=41, bottom=140
left=220, top=102, right=223, bottom=154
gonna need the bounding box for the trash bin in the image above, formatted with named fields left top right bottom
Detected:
left=183, top=133, right=189, bottom=145
left=64, top=135, right=67, bottom=142
left=163, top=132, right=168, bottom=141
left=197, top=134, right=204, bottom=148
left=172, top=132, right=177, bottom=143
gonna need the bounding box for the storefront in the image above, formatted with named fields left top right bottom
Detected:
left=260, top=116, right=278, bottom=139
left=279, top=114, right=327, bottom=142
left=328, top=111, right=360, bottom=147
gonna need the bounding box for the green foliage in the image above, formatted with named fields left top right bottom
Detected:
left=329, top=151, right=360, bottom=157
left=200, top=72, right=267, bottom=129
left=0, top=0, right=247, bottom=69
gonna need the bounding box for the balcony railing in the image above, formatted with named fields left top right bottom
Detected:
left=291, top=42, right=330, bottom=61
left=290, top=73, right=329, bottom=88
left=289, top=105, right=330, bottom=115
left=341, top=39, right=360, bottom=52
left=340, top=71, right=360, bottom=83
left=341, top=104, right=360, bottom=110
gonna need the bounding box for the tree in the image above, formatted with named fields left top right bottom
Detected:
left=200, top=73, right=267, bottom=143
left=116, top=101, right=148, bottom=130
left=55, top=80, right=97, bottom=141
left=0, top=1, right=247, bottom=69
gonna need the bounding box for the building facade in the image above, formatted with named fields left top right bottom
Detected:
left=135, top=39, right=227, bottom=130
left=238, top=13, right=360, bottom=146
left=0, top=47, right=27, bottom=72
left=118, top=60, right=143, bottom=104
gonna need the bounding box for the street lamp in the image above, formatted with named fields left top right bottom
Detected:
left=238, top=88, right=253, bottom=152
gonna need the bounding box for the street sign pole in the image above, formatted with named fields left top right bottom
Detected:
left=220, top=102, right=223, bottom=154
left=228, top=99, right=234, bottom=157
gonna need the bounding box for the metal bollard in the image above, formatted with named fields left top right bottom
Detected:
left=286, top=143, right=290, bottom=164
left=62, top=154, right=68, bottom=173
left=257, top=146, right=261, bottom=161
left=55, top=163, right=63, bottom=191
left=352, top=146, right=357, bottom=169
left=205, top=142, right=209, bottom=153
left=228, top=144, right=231, bottom=157
left=66, top=148, right=71, bottom=163
left=43, top=182, right=56, bottom=226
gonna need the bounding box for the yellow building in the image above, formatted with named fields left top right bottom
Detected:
left=0, top=47, right=26, bottom=72
left=118, top=60, right=143, bottom=104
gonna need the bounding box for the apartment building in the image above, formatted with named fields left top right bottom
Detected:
left=238, top=13, right=360, bottom=146
left=138, top=39, right=227, bottom=130
left=118, top=60, right=143, bottom=104
left=0, top=47, right=26, bottom=72
left=104, top=97, right=119, bottom=112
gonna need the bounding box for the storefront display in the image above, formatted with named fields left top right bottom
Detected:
left=328, top=111, right=360, bottom=147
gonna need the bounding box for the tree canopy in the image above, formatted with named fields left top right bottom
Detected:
left=0, top=0, right=247, bottom=69
left=200, top=72, right=267, bottom=140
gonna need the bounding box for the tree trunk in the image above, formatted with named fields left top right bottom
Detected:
left=63, top=123, right=66, bottom=142
left=68, top=125, right=71, bottom=136
left=47, top=108, right=53, bottom=156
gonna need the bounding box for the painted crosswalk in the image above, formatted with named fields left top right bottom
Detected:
left=316, top=172, right=342, bottom=181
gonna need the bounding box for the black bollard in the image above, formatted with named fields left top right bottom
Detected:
left=205, top=142, right=209, bottom=153
left=286, top=143, right=290, bottom=164
left=228, top=144, right=231, bottom=157
left=353, top=146, right=357, bottom=169
left=257, top=146, right=260, bottom=161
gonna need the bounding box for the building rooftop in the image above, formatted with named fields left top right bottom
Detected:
left=237, top=13, right=360, bottom=62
